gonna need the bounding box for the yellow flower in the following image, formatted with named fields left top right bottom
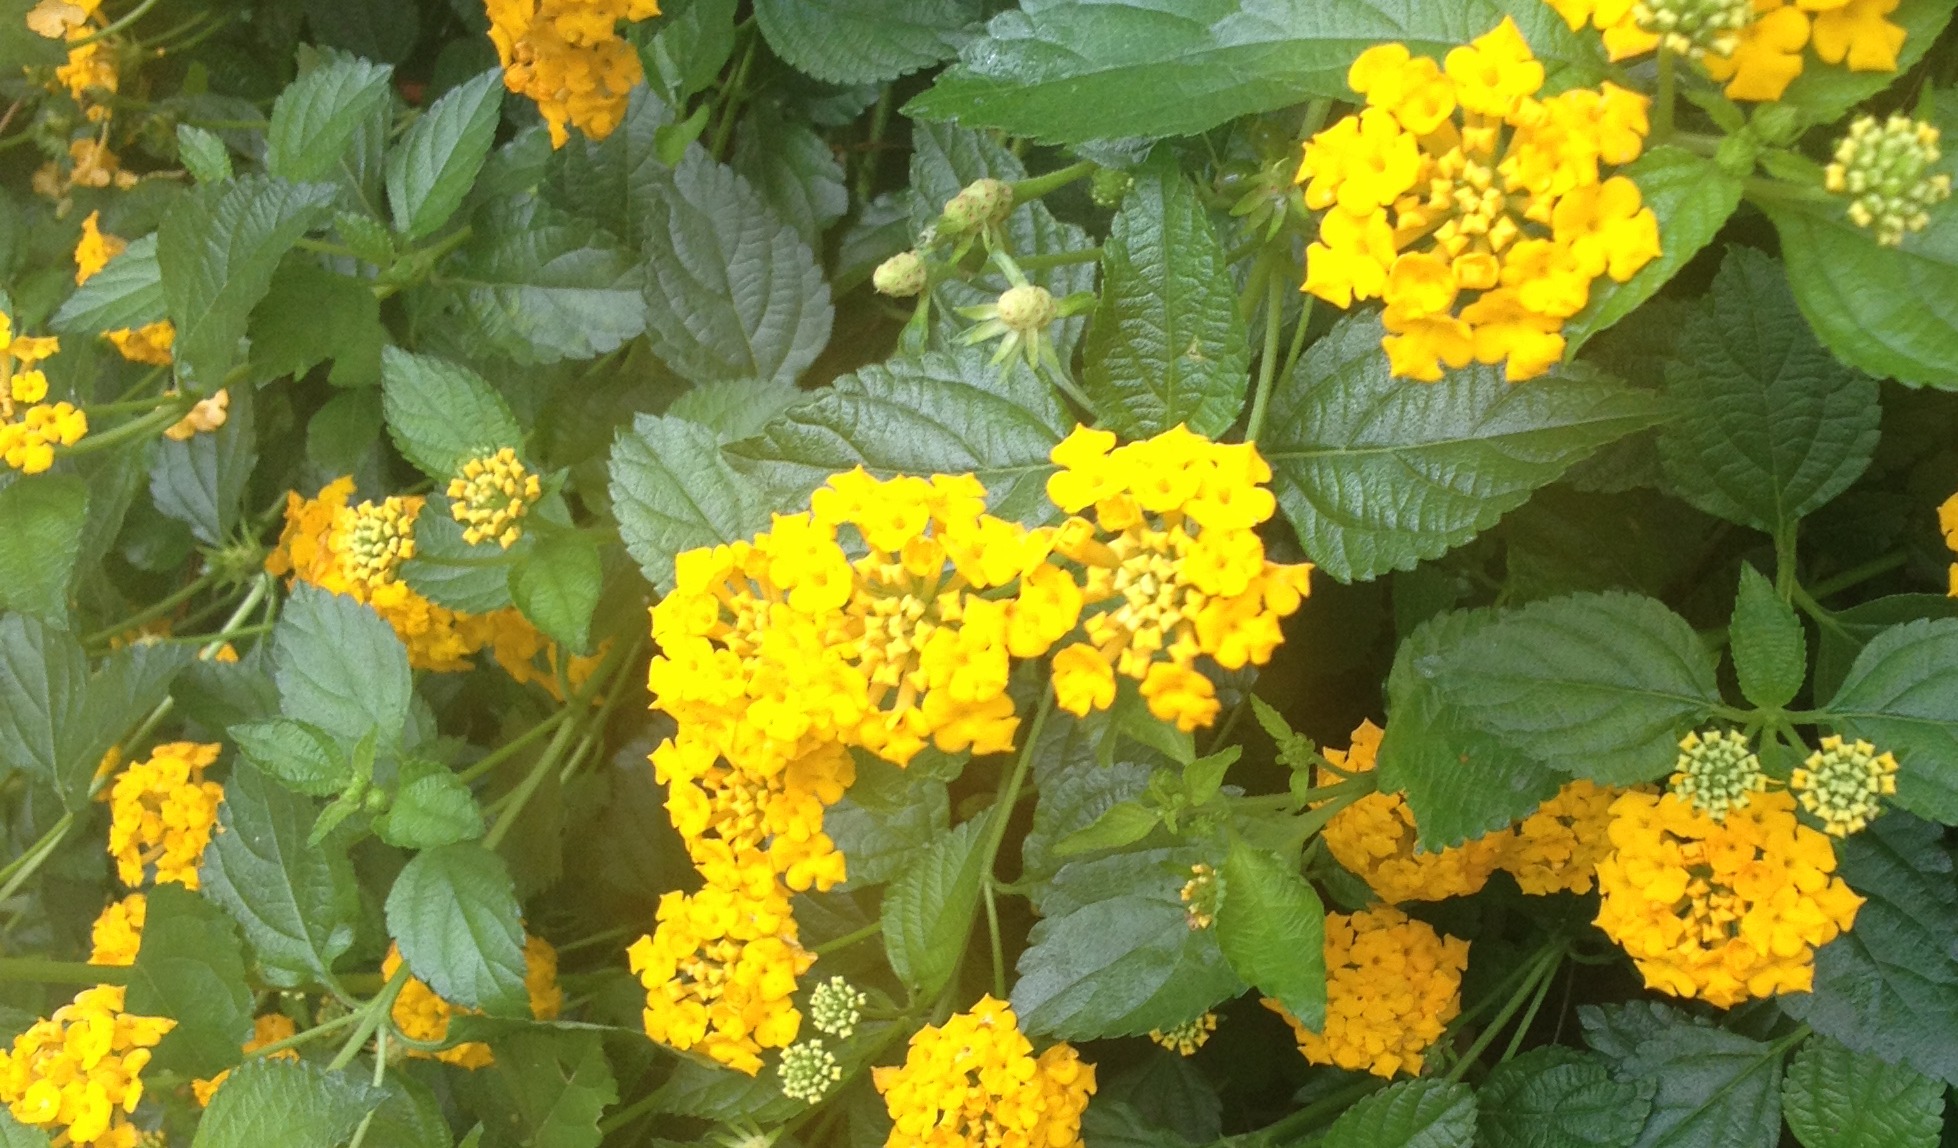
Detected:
left=1594, top=789, right=1863, bottom=1007
left=0, top=984, right=173, bottom=1147
left=1149, top=1013, right=1218, bottom=1057
left=74, top=210, right=124, bottom=285
left=485, top=0, right=662, bottom=147
left=1319, top=721, right=1506, bottom=902
left=873, top=995, right=1095, bottom=1148
left=53, top=40, right=117, bottom=121
left=1942, top=492, right=1958, bottom=595
left=1266, top=906, right=1469, bottom=1078
left=102, top=321, right=174, bottom=366
left=1, top=307, right=87, bottom=474
left=190, top=1014, right=298, bottom=1106
left=447, top=447, right=540, bottom=548
left=1790, top=735, right=1898, bottom=837
left=27, top=0, right=99, bottom=39
left=88, top=893, right=146, bottom=967
left=1297, top=20, right=1660, bottom=381
left=1179, top=862, right=1219, bottom=929
left=383, top=934, right=562, bottom=1070
left=163, top=389, right=227, bottom=442
left=1499, top=779, right=1626, bottom=895
left=107, top=742, right=223, bottom=889
left=1808, top=0, right=1907, bottom=70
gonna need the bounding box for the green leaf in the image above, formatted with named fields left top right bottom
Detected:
left=1591, top=1010, right=1785, bottom=1148
left=725, top=348, right=1070, bottom=525
left=664, top=378, right=808, bottom=442
left=640, top=145, right=833, bottom=386
left=1478, top=1048, right=1652, bottom=1148
left=437, top=197, right=647, bottom=365
left=385, top=842, right=530, bottom=1017
left=643, top=1055, right=799, bottom=1125
left=149, top=383, right=256, bottom=547
left=366, top=1075, right=453, bottom=1148
left=0, top=614, right=88, bottom=795
left=200, top=762, right=361, bottom=985
left=1780, top=814, right=1958, bottom=1087
left=52, top=233, right=166, bottom=334
left=905, top=0, right=1603, bottom=145
left=1563, top=147, right=1744, bottom=355
left=158, top=176, right=337, bottom=391
left=607, top=413, right=768, bottom=594
left=125, top=883, right=254, bottom=1078
left=300, top=0, right=420, bottom=64
left=1781, top=1034, right=1944, bottom=1148
left=1812, top=594, right=1958, bottom=703
left=0, top=474, right=86, bottom=625
left=548, top=90, right=672, bottom=249
left=1422, top=592, right=1722, bottom=786
left=1215, top=837, right=1325, bottom=1029
left=1773, top=0, right=1954, bottom=120
left=1182, top=746, right=1237, bottom=806
left=387, top=68, right=503, bottom=240
left=1054, top=801, right=1160, bottom=858
left=1083, top=158, right=1248, bottom=438
left=1730, top=564, right=1805, bottom=710
left=71, top=645, right=190, bottom=805
left=753, top=0, right=976, bottom=83
left=177, top=124, right=233, bottom=184
left=731, top=104, right=850, bottom=248
left=402, top=497, right=521, bottom=614
left=1655, top=248, right=1879, bottom=534
left=248, top=257, right=384, bottom=388
left=1822, top=619, right=1958, bottom=823
left=228, top=719, right=353, bottom=797
left=1263, top=314, right=1665, bottom=582
left=191, top=1058, right=380, bottom=1148
left=882, top=817, right=986, bottom=998
left=0, top=1112, right=50, bottom=1148
left=637, top=0, right=737, bottom=101
left=469, top=1031, right=618, bottom=1148
left=376, top=758, right=483, bottom=849
left=273, top=584, right=413, bottom=745
left=510, top=532, right=602, bottom=653
left=1321, top=1079, right=1475, bottom=1148
left=380, top=347, right=523, bottom=480
left=825, top=754, right=951, bottom=887
left=267, top=55, right=394, bottom=184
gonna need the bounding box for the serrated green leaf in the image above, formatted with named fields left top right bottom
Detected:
left=1216, top=837, right=1325, bottom=1029
left=1054, top=801, right=1159, bottom=858
left=192, top=1058, right=380, bottom=1148
left=149, top=382, right=255, bottom=547
left=1263, top=314, right=1666, bottom=582
left=510, top=532, right=601, bottom=653
left=1656, top=248, right=1878, bottom=534
left=636, top=0, right=737, bottom=101
left=1730, top=564, right=1805, bottom=710
left=1822, top=618, right=1958, bottom=822
left=882, top=817, right=986, bottom=997
left=71, top=645, right=190, bottom=806
left=401, top=496, right=522, bottom=613
left=1812, top=595, right=1958, bottom=703
left=753, top=0, right=976, bottom=84
left=1563, top=147, right=1744, bottom=355
left=1182, top=746, right=1237, bottom=806
left=1781, top=1034, right=1944, bottom=1148
left=825, top=754, right=952, bottom=888
left=366, top=1075, right=452, bottom=1148
left=158, top=176, right=337, bottom=391
left=1772, top=0, right=1954, bottom=121
left=1780, top=814, right=1958, bottom=1087
left=386, top=842, right=529, bottom=1017
left=248, top=257, right=384, bottom=388
left=470, top=1031, right=618, bottom=1148
left=1593, top=1008, right=1784, bottom=1148
left=388, top=68, right=502, bottom=240
left=725, top=348, right=1070, bottom=525
left=1321, top=1078, right=1475, bottom=1148
left=731, top=104, right=849, bottom=248
left=1478, top=1048, right=1652, bottom=1148
left=125, top=883, right=254, bottom=1078
left=1423, top=592, right=1722, bottom=786
left=0, top=474, right=86, bottom=625
left=380, top=347, right=523, bottom=479
left=177, top=124, right=232, bottom=184
left=1022, top=720, right=1154, bottom=888
left=377, top=758, right=482, bottom=849
left=664, top=378, right=807, bottom=442
left=200, top=762, right=361, bottom=985
left=1083, top=158, right=1247, bottom=438
left=52, top=233, right=165, bottom=334
left=608, top=413, right=769, bottom=594
left=437, top=197, right=646, bottom=365
left=905, top=0, right=1603, bottom=145
left=0, top=614, right=88, bottom=795
left=273, top=583, right=413, bottom=745
left=266, top=55, right=394, bottom=184
left=549, top=91, right=672, bottom=249
left=0, top=1112, right=50, bottom=1148
left=228, top=719, right=352, bottom=797
left=640, top=145, right=832, bottom=386
left=644, top=1054, right=799, bottom=1125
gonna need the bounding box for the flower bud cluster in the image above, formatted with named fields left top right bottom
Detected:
left=1826, top=114, right=1952, bottom=246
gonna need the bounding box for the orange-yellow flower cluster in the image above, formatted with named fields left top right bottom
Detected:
left=1547, top=0, right=1906, bottom=102
left=0, top=984, right=173, bottom=1148
left=1501, top=779, right=1624, bottom=894
left=1, top=308, right=87, bottom=474
left=1266, top=906, right=1468, bottom=1078
left=873, top=996, right=1095, bottom=1148
left=107, top=742, right=223, bottom=890
left=382, top=935, right=562, bottom=1070
left=1593, top=788, right=1862, bottom=1007
left=87, top=894, right=147, bottom=967
left=30, top=0, right=118, bottom=123
left=1297, top=19, right=1661, bottom=381
left=72, top=213, right=178, bottom=368
left=448, top=447, right=540, bottom=548
left=485, top=0, right=661, bottom=147
left=190, top=1014, right=299, bottom=1106
left=1319, top=721, right=1506, bottom=902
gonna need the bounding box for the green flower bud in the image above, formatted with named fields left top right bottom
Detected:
left=1791, top=735, right=1898, bottom=837
left=777, top=1040, right=842, bottom=1104
left=808, top=976, right=865, bottom=1039
left=941, top=177, right=1014, bottom=234
left=1826, top=114, right=1952, bottom=247
left=1091, top=167, right=1136, bottom=208
left=1632, top=0, right=1752, bottom=58
left=995, top=284, right=1058, bottom=334
left=873, top=250, right=928, bottom=297
left=1669, top=729, right=1766, bottom=822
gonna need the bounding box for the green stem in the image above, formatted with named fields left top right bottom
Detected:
left=457, top=710, right=570, bottom=785
left=66, top=0, right=164, bottom=47
left=1245, top=263, right=1287, bottom=443
left=0, top=958, right=131, bottom=986
left=1789, top=582, right=1853, bottom=644
left=983, top=880, right=1006, bottom=999
left=1807, top=550, right=1907, bottom=599
left=856, top=86, right=894, bottom=204
left=1445, top=942, right=1563, bottom=1083
left=0, top=813, right=76, bottom=906
left=1008, top=161, right=1096, bottom=204
left=980, top=694, right=1054, bottom=880
left=1012, top=248, right=1103, bottom=272
left=326, top=963, right=410, bottom=1073
left=812, top=920, right=883, bottom=957
left=1246, top=1078, right=1388, bottom=1147
left=244, top=1009, right=361, bottom=1060
left=1654, top=48, right=1676, bottom=141
left=294, top=237, right=361, bottom=260
left=708, top=35, right=758, bottom=161
left=82, top=568, right=221, bottom=645
left=1040, top=358, right=1098, bottom=418
left=480, top=636, right=637, bottom=849
left=1499, top=956, right=1559, bottom=1064
left=1773, top=524, right=1798, bottom=602
left=55, top=397, right=196, bottom=460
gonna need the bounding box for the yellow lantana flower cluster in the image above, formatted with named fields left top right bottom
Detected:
left=485, top=0, right=661, bottom=148
left=1548, top=0, right=1905, bottom=101
left=190, top=1014, right=299, bottom=1106
left=0, top=984, right=174, bottom=1148
left=1, top=308, right=87, bottom=475
left=1297, top=19, right=1660, bottom=381
left=1942, top=492, right=1958, bottom=594
left=1593, top=788, right=1862, bottom=1007
left=872, top=995, right=1095, bottom=1148
left=106, top=742, right=224, bottom=890
left=382, top=935, right=563, bottom=1070
left=87, top=893, right=147, bottom=967
left=448, top=447, right=541, bottom=548
left=30, top=0, right=117, bottom=123
left=1265, top=906, right=1469, bottom=1079
left=73, top=212, right=179, bottom=367
left=1502, top=778, right=1624, bottom=894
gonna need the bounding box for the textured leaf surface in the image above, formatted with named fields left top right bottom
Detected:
left=882, top=818, right=985, bottom=997
left=753, top=0, right=977, bottom=83
left=1215, top=837, right=1324, bottom=1028
left=265, top=55, right=393, bottom=184
left=192, top=1059, right=379, bottom=1148
left=511, top=532, right=602, bottom=652
left=731, top=105, right=850, bottom=248
left=386, top=68, right=502, bottom=239
left=440, top=197, right=646, bottom=365
left=0, top=615, right=89, bottom=797
left=149, top=384, right=256, bottom=547
left=227, top=719, right=350, bottom=797
left=126, top=883, right=254, bottom=1077
left=385, top=842, right=530, bottom=1017
left=609, top=413, right=770, bottom=594
left=380, top=348, right=523, bottom=480
left=1823, top=619, right=1958, bottom=822
left=402, top=499, right=520, bottom=614
left=1321, top=1079, right=1475, bottom=1148
left=1597, top=1014, right=1784, bottom=1148
left=1781, top=1034, right=1944, bottom=1148
left=1730, top=563, right=1805, bottom=710
left=471, top=1031, right=618, bottom=1148
left=376, top=758, right=484, bottom=850
left=51, top=233, right=165, bottom=333
left=1479, top=1048, right=1651, bottom=1148
left=0, top=475, right=86, bottom=624
left=272, top=584, right=412, bottom=745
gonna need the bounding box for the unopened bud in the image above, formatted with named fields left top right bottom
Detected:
left=1826, top=114, right=1952, bottom=247
left=1669, top=729, right=1765, bottom=822
left=941, top=177, right=1014, bottom=233
left=1632, top=0, right=1752, bottom=58
left=873, top=250, right=928, bottom=297
left=995, top=284, right=1057, bottom=333
left=1091, top=168, right=1136, bottom=208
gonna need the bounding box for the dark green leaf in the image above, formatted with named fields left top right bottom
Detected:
left=1216, top=837, right=1325, bottom=1029
left=376, top=758, right=484, bottom=849
left=1781, top=1033, right=1944, bottom=1148
left=385, top=842, right=529, bottom=1017
left=177, top=124, right=233, bottom=184
left=549, top=91, right=672, bottom=249
left=471, top=1030, right=618, bottom=1148
left=825, top=754, right=951, bottom=887
left=608, top=413, right=769, bottom=594
left=1593, top=1009, right=1784, bottom=1148
left=731, top=104, right=850, bottom=248
left=70, top=645, right=190, bottom=805
left=1083, top=158, right=1248, bottom=438
left=644, top=1055, right=798, bottom=1125
left=387, top=68, right=503, bottom=240
left=301, top=0, right=420, bottom=64
left=0, top=474, right=86, bottom=624
left=663, top=378, right=807, bottom=442
left=0, top=614, right=88, bottom=795
left=753, top=0, right=976, bottom=84
left=510, top=532, right=602, bottom=653
left=52, top=233, right=165, bottom=334
left=366, top=1075, right=452, bottom=1148
left=1730, top=563, right=1805, bottom=710
left=273, top=584, right=413, bottom=745
left=266, top=55, right=395, bottom=184
left=402, top=497, right=521, bottom=613
left=882, top=817, right=986, bottom=997
left=1822, top=619, right=1958, bottom=823
left=200, top=762, right=361, bottom=985
left=1813, top=595, right=1958, bottom=703
left=1054, top=801, right=1160, bottom=857
left=1321, top=1079, right=1475, bottom=1148
left=149, top=383, right=256, bottom=547
left=1479, top=1048, right=1652, bottom=1148
left=1263, top=314, right=1665, bottom=582
left=228, top=719, right=352, bottom=797
left=380, top=347, right=523, bottom=480
left=125, top=883, right=253, bottom=1078
left=248, top=257, right=384, bottom=388
left=637, top=0, right=737, bottom=101
left=0, top=1113, right=50, bottom=1148
left=438, top=197, right=646, bottom=365
left=191, top=1058, right=380, bottom=1148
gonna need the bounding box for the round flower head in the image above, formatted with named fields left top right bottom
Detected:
left=1319, top=721, right=1506, bottom=903
left=874, top=250, right=928, bottom=297
left=1, top=306, right=87, bottom=474
left=1790, top=735, right=1898, bottom=837
left=1266, top=906, right=1469, bottom=1078
left=1825, top=114, right=1951, bottom=246
left=778, top=1040, right=842, bottom=1104
left=1668, top=728, right=1766, bottom=822
left=1500, top=779, right=1626, bottom=894
left=873, top=996, right=1095, bottom=1148
left=1632, top=0, right=1754, bottom=57
left=107, top=742, right=223, bottom=889
left=448, top=447, right=541, bottom=548
left=88, top=893, right=147, bottom=967
left=334, top=496, right=419, bottom=587
left=384, top=934, right=562, bottom=1070
left=1149, top=1013, right=1218, bottom=1057
left=808, top=976, right=867, bottom=1039
left=1594, top=789, right=1863, bottom=1007
left=486, top=0, right=661, bottom=146
left=0, top=985, right=174, bottom=1147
